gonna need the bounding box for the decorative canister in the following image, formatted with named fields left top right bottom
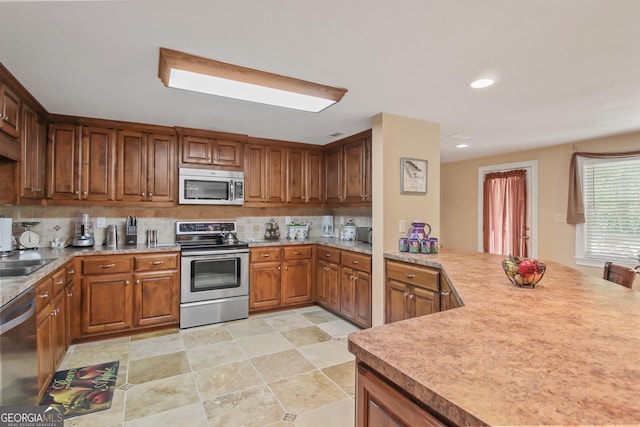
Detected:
left=430, top=238, right=439, bottom=253
left=399, top=237, right=409, bottom=252
left=409, top=238, right=420, bottom=253
left=421, top=238, right=430, bottom=254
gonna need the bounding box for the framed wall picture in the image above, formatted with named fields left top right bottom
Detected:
left=400, top=157, right=428, bottom=193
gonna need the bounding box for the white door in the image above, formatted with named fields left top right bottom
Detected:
left=477, top=160, right=538, bottom=258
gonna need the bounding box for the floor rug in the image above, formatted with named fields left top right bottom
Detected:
left=39, top=361, right=119, bottom=418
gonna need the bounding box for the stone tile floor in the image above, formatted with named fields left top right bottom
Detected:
left=60, top=306, right=361, bottom=427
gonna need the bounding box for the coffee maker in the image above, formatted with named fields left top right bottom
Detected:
left=73, top=213, right=95, bottom=247
left=322, top=215, right=334, bottom=238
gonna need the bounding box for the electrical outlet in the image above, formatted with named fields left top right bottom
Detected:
left=285, top=216, right=292, bottom=225
left=96, top=217, right=106, bottom=228
left=399, top=220, right=407, bottom=233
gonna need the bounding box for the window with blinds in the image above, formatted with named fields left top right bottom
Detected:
left=582, top=156, right=640, bottom=262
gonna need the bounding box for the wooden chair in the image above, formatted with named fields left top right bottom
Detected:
left=603, top=262, right=636, bottom=288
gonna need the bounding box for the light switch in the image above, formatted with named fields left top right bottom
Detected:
left=399, top=220, right=407, bottom=233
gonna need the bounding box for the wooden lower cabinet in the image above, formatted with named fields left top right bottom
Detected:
left=80, top=252, right=180, bottom=338
left=316, top=247, right=372, bottom=328
left=36, top=306, right=54, bottom=397
left=356, top=363, right=447, bottom=427
left=385, top=259, right=442, bottom=323
left=249, top=245, right=313, bottom=312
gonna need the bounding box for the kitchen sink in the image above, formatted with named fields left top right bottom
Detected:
left=0, top=258, right=56, bottom=277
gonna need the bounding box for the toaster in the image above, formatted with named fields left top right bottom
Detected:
left=356, top=227, right=373, bottom=244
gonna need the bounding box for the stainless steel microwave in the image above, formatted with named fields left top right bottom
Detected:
left=178, top=168, right=244, bottom=205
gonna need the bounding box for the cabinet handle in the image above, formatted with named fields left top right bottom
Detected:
left=150, top=261, right=164, bottom=265
left=352, top=260, right=359, bottom=264
left=277, top=266, right=281, bottom=270
left=261, top=254, right=271, bottom=257
left=68, top=269, right=75, bottom=275
left=56, top=279, right=64, bottom=285
left=141, top=192, right=146, bottom=196
left=136, top=280, right=140, bottom=284
left=207, top=157, right=211, bottom=161
left=325, top=253, right=331, bottom=257
left=353, top=277, right=358, bottom=282
left=67, top=292, right=73, bottom=298
left=74, top=190, right=79, bottom=195
left=441, top=291, right=450, bottom=296
left=100, top=264, right=116, bottom=268
left=39, top=292, right=49, bottom=299
left=82, top=191, right=88, bottom=195
left=284, top=265, right=288, bottom=270
left=409, top=294, right=414, bottom=300
left=126, top=280, right=130, bottom=285
left=293, top=251, right=301, bottom=255
left=403, top=273, right=416, bottom=279
left=149, top=192, right=153, bottom=197
left=402, top=292, right=408, bottom=299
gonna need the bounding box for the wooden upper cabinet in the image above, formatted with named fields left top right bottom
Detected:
left=286, top=147, right=323, bottom=205
left=47, top=124, right=115, bottom=201
left=20, top=103, right=46, bottom=199
left=325, top=146, right=342, bottom=204
left=0, top=82, right=20, bottom=139
left=343, top=138, right=367, bottom=203
left=116, top=130, right=176, bottom=203
left=245, top=142, right=285, bottom=203
left=180, top=134, right=243, bottom=170
left=47, top=123, right=82, bottom=200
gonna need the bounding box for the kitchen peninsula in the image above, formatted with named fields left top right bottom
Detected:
left=348, top=249, right=640, bottom=426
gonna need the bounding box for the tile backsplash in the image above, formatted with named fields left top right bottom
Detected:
left=0, top=205, right=371, bottom=248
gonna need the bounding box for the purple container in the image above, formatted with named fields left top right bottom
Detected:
left=421, top=239, right=430, bottom=254
left=430, top=238, right=439, bottom=253
left=409, top=238, right=420, bottom=253
left=399, top=237, right=409, bottom=252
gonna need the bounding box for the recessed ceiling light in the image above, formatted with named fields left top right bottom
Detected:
left=456, top=144, right=469, bottom=148
left=158, top=48, right=348, bottom=113
left=470, top=78, right=494, bottom=89
left=447, top=133, right=473, bottom=140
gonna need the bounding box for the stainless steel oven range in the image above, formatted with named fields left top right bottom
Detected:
left=176, top=220, right=249, bottom=328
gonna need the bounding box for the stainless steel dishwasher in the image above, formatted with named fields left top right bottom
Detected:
left=0, top=287, right=39, bottom=405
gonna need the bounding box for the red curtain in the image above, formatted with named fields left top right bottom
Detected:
left=483, top=169, right=527, bottom=257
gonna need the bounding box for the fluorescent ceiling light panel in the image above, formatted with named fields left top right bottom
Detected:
left=158, top=48, right=347, bottom=113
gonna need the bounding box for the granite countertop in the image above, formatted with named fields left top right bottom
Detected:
left=247, top=237, right=373, bottom=255
left=0, top=244, right=180, bottom=307
left=348, top=249, right=640, bottom=426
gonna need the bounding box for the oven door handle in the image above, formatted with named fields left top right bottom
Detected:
left=181, top=248, right=249, bottom=257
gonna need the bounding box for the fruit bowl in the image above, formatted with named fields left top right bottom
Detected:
left=502, top=256, right=546, bottom=287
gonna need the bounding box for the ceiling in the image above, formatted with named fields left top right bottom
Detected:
left=1, top=0, right=640, bottom=163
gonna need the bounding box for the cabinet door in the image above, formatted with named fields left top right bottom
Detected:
left=385, top=279, right=408, bottom=323
left=354, top=270, right=372, bottom=328
left=282, top=258, right=312, bottom=305
left=364, top=136, right=372, bottom=203
left=133, top=270, right=180, bottom=327
left=343, top=139, right=366, bottom=203
left=0, top=83, right=20, bottom=138
left=325, top=146, right=342, bottom=203
left=244, top=144, right=266, bottom=202
left=81, top=274, right=132, bottom=335
left=117, top=130, right=147, bottom=201
left=340, top=267, right=356, bottom=321
left=147, top=132, right=176, bottom=202
left=286, top=147, right=305, bottom=203
left=326, top=262, right=341, bottom=312
left=36, top=308, right=54, bottom=396
left=356, top=364, right=447, bottom=427
left=81, top=126, right=115, bottom=201
left=65, top=282, right=77, bottom=348
left=266, top=146, right=286, bottom=203
left=51, top=291, right=66, bottom=368
left=20, top=104, right=46, bottom=199
left=411, top=286, right=439, bottom=318
left=47, top=123, right=81, bottom=200
left=305, top=150, right=323, bottom=204
left=249, top=261, right=281, bottom=310
left=214, top=139, right=242, bottom=169
left=181, top=135, right=213, bottom=165
left=316, top=259, right=328, bottom=304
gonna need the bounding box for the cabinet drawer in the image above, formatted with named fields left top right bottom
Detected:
left=66, top=262, right=77, bottom=284
left=316, top=246, right=341, bottom=263
left=82, top=257, right=131, bottom=275
left=283, top=245, right=312, bottom=260
left=250, top=247, right=282, bottom=262
left=51, top=268, right=67, bottom=295
left=35, top=278, right=52, bottom=312
left=342, top=250, right=371, bottom=273
left=386, top=260, right=439, bottom=292
left=134, top=253, right=178, bottom=272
